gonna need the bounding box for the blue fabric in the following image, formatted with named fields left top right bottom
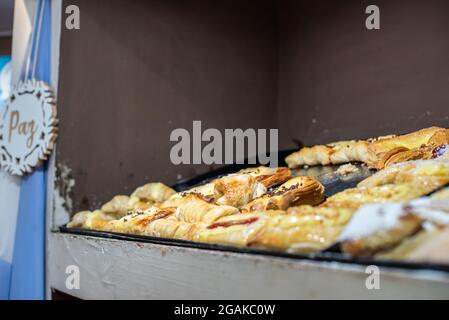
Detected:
left=0, top=56, right=10, bottom=68
left=0, top=56, right=11, bottom=103
left=0, top=259, right=11, bottom=300
left=9, top=0, right=52, bottom=300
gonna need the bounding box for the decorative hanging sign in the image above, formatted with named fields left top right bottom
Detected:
left=0, top=79, right=58, bottom=175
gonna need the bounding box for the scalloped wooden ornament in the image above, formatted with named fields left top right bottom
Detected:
left=0, top=79, right=58, bottom=175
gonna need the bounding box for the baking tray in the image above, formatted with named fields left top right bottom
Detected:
left=59, top=149, right=449, bottom=273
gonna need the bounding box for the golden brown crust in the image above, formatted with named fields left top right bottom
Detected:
left=285, top=140, right=370, bottom=168
left=198, top=213, right=273, bottom=246
left=253, top=167, right=292, bottom=187
left=101, top=195, right=133, bottom=218
left=241, top=176, right=324, bottom=212
left=376, top=229, right=441, bottom=261
left=174, top=194, right=239, bottom=223
left=357, top=160, right=449, bottom=189
left=251, top=214, right=344, bottom=253
left=68, top=210, right=116, bottom=230
left=404, top=227, right=449, bottom=264
left=340, top=214, right=422, bottom=256
left=285, top=127, right=449, bottom=169
left=214, top=175, right=267, bottom=208
left=321, top=184, right=438, bottom=210
left=367, top=127, right=449, bottom=168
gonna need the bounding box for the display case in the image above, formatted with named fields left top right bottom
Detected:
left=46, top=0, right=449, bottom=299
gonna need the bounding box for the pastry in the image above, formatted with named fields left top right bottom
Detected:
left=321, top=184, right=438, bottom=209
left=128, top=182, right=176, bottom=210
left=144, top=216, right=200, bottom=240
left=251, top=213, right=345, bottom=253
left=357, top=160, right=449, bottom=189
left=285, top=140, right=370, bottom=168
left=198, top=212, right=276, bottom=246
left=214, top=174, right=267, bottom=208
left=174, top=194, right=239, bottom=223
left=101, top=195, right=133, bottom=218
left=67, top=210, right=116, bottom=230
left=285, top=127, right=449, bottom=169
left=241, top=176, right=324, bottom=212
left=339, top=197, right=449, bottom=257
left=237, top=166, right=292, bottom=187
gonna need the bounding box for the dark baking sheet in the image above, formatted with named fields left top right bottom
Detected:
left=59, top=149, right=449, bottom=273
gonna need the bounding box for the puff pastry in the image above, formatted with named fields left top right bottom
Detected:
left=237, top=166, right=292, bottom=188
left=129, top=182, right=176, bottom=210
left=102, top=207, right=174, bottom=233
left=161, top=166, right=291, bottom=209
left=321, top=184, right=438, bottom=209
left=339, top=197, right=449, bottom=257
left=198, top=212, right=276, bottom=246
left=144, top=216, right=200, bottom=240
left=375, top=228, right=449, bottom=263
left=214, top=174, right=267, bottom=208
left=357, top=160, right=449, bottom=189
left=101, top=195, right=133, bottom=218
left=397, top=227, right=449, bottom=264
left=285, top=140, right=370, bottom=168
left=241, top=176, right=324, bottom=212
left=67, top=210, right=116, bottom=230
left=285, top=127, right=449, bottom=169
left=99, top=182, right=176, bottom=218
left=340, top=213, right=422, bottom=256
left=251, top=213, right=345, bottom=253
left=174, top=194, right=239, bottom=223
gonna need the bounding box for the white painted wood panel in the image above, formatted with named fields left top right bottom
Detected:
left=48, top=233, right=449, bottom=299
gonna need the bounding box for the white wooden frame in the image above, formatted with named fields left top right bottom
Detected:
left=48, top=233, right=449, bottom=299
left=44, top=1, right=449, bottom=300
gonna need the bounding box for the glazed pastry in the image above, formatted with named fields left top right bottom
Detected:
left=237, top=166, right=292, bottom=188
left=368, top=128, right=449, bottom=169
left=376, top=227, right=449, bottom=264
left=286, top=205, right=355, bottom=226
left=339, top=198, right=449, bottom=257
left=129, top=182, right=176, bottom=210
left=174, top=194, right=239, bottom=223
left=180, top=181, right=217, bottom=203
left=366, top=127, right=448, bottom=168
left=162, top=166, right=291, bottom=208
left=321, top=184, right=438, bottom=209
left=402, top=227, right=449, bottom=264
left=101, top=195, right=133, bottom=218
left=285, top=127, right=449, bottom=169
left=251, top=213, right=345, bottom=253
left=339, top=203, right=422, bottom=256
left=357, top=160, right=449, bottom=189
left=198, top=212, right=276, bottom=246
left=102, top=207, right=174, bottom=233
left=285, top=140, right=370, bottom=168
left=241, top=176, right=325, bottom=212
left=341, top=215, right=422, bottom=256
left=67, top=210, right=91, bottom=228
left=145, top=216, right=200, bottom=240
left=214, top=174, right=267, bottom=208
left=67, top=210, right=116, bottom=230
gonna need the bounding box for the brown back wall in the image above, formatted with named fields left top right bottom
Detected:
left=57, top=0, right=449, bottom=212
left=278, top=0, right=449, bottom=148
left=58, top=0, right=277, bottom=210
